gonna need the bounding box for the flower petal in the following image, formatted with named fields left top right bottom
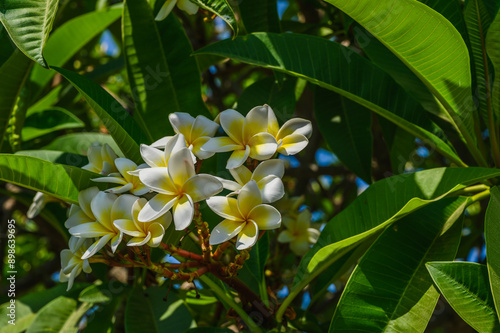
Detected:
left=131, top=184, right=150, bottom=196
left=217, top=177, right=242, bottom=191
left=111, top=194, right=138, bottom=221
left=248, top=204, right=281, bottom=230
left=209, top=219, right=245, bottom=245
left=155, top=0, right=177, bottom=21
left=115, top=158, right=138, bottom=176
left=191, top=115, right=219, bottom=139
left=277, top=118, right=312, bottom=139
left=92, top=176, right=128, bottom=185
left=248, top=133, right=277, bottom=160
left=267, top=105, right=280, bottom=137
left=277, top=133, right=309, bottom=156
left=107, top=183, right=134, bottom=194
left=220, top=109, right=245, bottom=144
left=147, top=223, right=166, bottom=247
left=277, top=230, right=293, bottom=243
left=164, top=133, right=189, bottom=164
left=229, top=165, right=252, bottom=186
left=138, top=194, right=178, bottom=222
left=150, top=136, right=173, bottom=148
left=290, top=240, right=310, bottom=256
left=177, top=0, right=199, bottom=14
left=127, top=234, right=151, bottom=247
left=110, top=232, right=123, bottom=253
left=172, top=194, right=194, bottom=230
left=226, top=146, right=250, bottom=169
left=252, top=159, right=285, bottom=181
left=140, top=144, right=165, bottom=168
left=191, top=136, right=214, bottom=160
left=236, top=220, right=258, bottom=250
left=256, top=175, right=285, bottom=203
left=78, top=187, right=99, bottom=220
left=91, top=192, right=117, bottom=228
left=201, top=137, right=241, bottom=153
left=206, top=196, right=242, bottom=220
left=139, top=167, right=176, bottom=194
left=168, top=148, right=196, bottom=187
left=114, top=219, right=144, bottom=237
left=183, top=174, right=223, bottom=202
left=237, top=180, right=262, bottom=217
left=243, top=105, right=270, bottom=141
left=169, top=112, right=195, bottom=140
left=308, top=228, right=320, bottom=244
left=296, top=209, right=312, bottom=231
left=65, top=208, right=94, bottom=229
left=69, top=222, right=111, bottom=238
left=81, top=233, right=113, bottom=259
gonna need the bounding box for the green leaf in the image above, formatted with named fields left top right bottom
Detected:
left=84, top=294, right=124, bottom=333
left=78, top=285, right=112, bottom=304
left=236, top=76, right=298, bottom=119
left=239, top=232, right=270, bottom=304
left=0, top=301, right=36, bottom=333
left=15, top=150, right=87, bottom=167
left=486, top=8, right=500, bottom=119
left=0, top=154, right=104, bottom=204
left=315, top=87, right=372, bottom=183
left=239, top=0, right=281, bottom=33
left=485, top=186, right=500, bottom=317
left=26, top=296, right=91, bottom=333
left=29, top=7, right=122, bottom=96
left=465, top=0, right=494, bottom=125
left=21, top=107, right=84, bottom=141
left=43, top=132, right=123, bottom=156
left=276, top=167, right=500, bottom=322
left=125, top=286, right=194, bottom=333
left=185, top=328, right=234, bottom=333
left=0, top=26, right=15, bottom=66
left=196, top=33, right=465, bottom=167
left=0, top=51, right=32, bottom=150
left=189, top=0, right=238, bottom=35
left=0, top=0, right=59, bottom=68
left=123, top=2, right=209, bottom=141
left=54, top=67, right=147, bottom=164
left=426, top=262, right=500, bottom=332
left=322, top=0, right=480, bottom=161
left=329, top=197, right=466, bottom=332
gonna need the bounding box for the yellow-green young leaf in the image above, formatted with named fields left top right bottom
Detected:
left=321, top=0, right=482, bottom=164
left=426, top=262, right=500, bottom=332
left=329, top=197, right=466, bottom=332
left=0, top=0, right=59, bottom=68
left=30, top=7, right=123, bottom=98
left=0, top=154, right=104, bottom=204
left=485, top=186, right=500, bottom=317
left=486, top=8, right=500, bottom=120
left=196, top=33, right=465, bottom=167
left=189, top=0, right=238, bottom=35
left=54, top=67, right=148, bottom=164
left=0, top=51, right=32, bottom=150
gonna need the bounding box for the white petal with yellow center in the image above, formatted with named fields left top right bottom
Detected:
left=237, top=180, right=262, bottom=217
left=226, top=145, right=250, bottom=169
left=209, top=219, right=245, bottom=245
left=139, top=167, right=177, bottom=195
left=220, top=109, right=245, bottom=144
left=248, top=133, right=277, bottom=160
left=277, top=133, right=309, bottom=156
left=206, top=196, right=243, bottom=221
left=201, top=137, right=242, bottom=153
left=138, top=193, right=178, bottom=222
left=172, top=195, right=194, bottom=230
left=248, top=204, right=281, bottom=230
left=182, top=174, right=223, bottom=203
left=236, top=220, right=258, bottom=250
left=277, top=118, right=312, bottom=139
left=243, top=105, right=270, bottom=141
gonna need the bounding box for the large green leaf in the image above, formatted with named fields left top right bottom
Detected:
left=0, top=154, right=103, bottom=204
left=485, top=186, right=500, bottom=317
left=15, top=150, right=87, bottom=167
left=486, top=8, right=500, bottom=119
left=54, top=67, right=147, bottom=163
left=196, top=33, right=465, bottom=166
left=0, top=51, right=32, bottom=150
left=322, top=0, right=481, bottom=163
left=276, top=167, right=500, bottom=322
left=22, top=107, right=84, bottom=141
left=239, top=0, right=280, bottom=33
left=125, top=286, right=194, bottom=333
left=0, top=26, right=15, bottom=66
left=26, top=296, right=90, bottom=333
left=0, top=0, right=58, bottom=68
left=43, top=132, right=123, bottom=156
left=315, top=87, right=372, bottom=183
left=426, top=262, right=500, bottom=332
left=189, top=0, right=238, bottom=35
left=29, top=7, right=122, bottom=96
left=329, top=197, right=466, bottom=332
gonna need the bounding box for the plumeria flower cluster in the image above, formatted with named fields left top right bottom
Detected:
left=54, top=105, right=311, bottom=290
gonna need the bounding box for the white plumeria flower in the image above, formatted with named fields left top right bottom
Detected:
left=138, top=147, right=223, bottom=230
left=114, top=198, right=172, bottom=247
left=27, top=192, right=57, bottom=219
left=201, top=106, right=278, bottom=169
left=68, top=192, right=139, bottom=259
left=208, top=180, right=281, bottom=250
left=168, top=112, right=219, bottom=160
left=155, top=0, right=198, bottom=21
left=92, top=158, right=149, bottom=195
left=140, top=133, right=191, bottom=170
left=82, top=144, right=119, bottom=175
left=219, top=159, right=285, bottom=203
left=60, top=236, right=93, bottom=291
left=267, top=105, right=312, bottom=156
left=277, top=209, right=320, bottom=255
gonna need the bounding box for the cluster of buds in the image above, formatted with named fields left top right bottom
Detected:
left=57, top=105, right=312, bottom=290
